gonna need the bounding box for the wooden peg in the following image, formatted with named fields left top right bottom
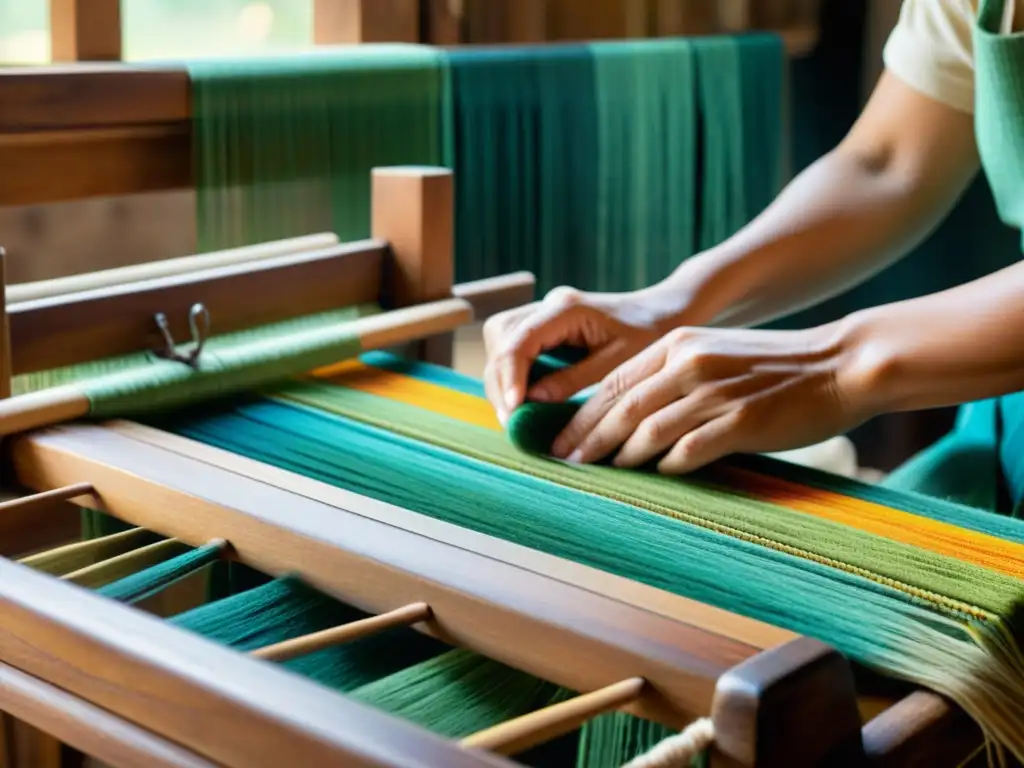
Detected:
left=461, top=677, right=645, bottom=756
left=252, top=603, right=432, bottom=663
left=0, top=484, right=95, bottom=516
left=710, top=637, right=867, bottom=767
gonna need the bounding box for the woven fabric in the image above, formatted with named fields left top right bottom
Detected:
left=132, top=355, right=1024, bottom=762
left=188, top=46, right=450, bottom=251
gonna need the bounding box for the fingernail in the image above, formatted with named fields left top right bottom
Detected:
left=565, top=449, right=584, bottom=464
left=497, top=409, right=509, bottom=427
left=529, top=384, right=551, bottom=402
left=504, top=388, right=519, bottom=411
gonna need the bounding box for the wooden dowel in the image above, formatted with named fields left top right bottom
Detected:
left=8, top=234, right=341, bottom=305
left=62, top=538, right=192, bottom=589
left=252, top=602, right=432, bottom=663
left=0, top=483, right=94, bottom=515
left=460, top=677, right=646, bottom=755
left=0, top=296, right=473, bottom=438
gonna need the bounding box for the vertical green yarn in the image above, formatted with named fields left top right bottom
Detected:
left=188, top=46, right=450, bottom=251
left=97, top=542, right=223, bottom=604
left=447, top=46, right=600, bottom=290
left=588, top=40, right=698, bottom=292
left=184, top=36, right=785, bottom=295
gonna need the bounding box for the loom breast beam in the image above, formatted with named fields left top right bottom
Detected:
left=0, top=296, right=472, bottom=437
left=3, top=423, right=906, bottom=768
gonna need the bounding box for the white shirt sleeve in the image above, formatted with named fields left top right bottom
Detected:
left=882, top=0, right=980, bottom=113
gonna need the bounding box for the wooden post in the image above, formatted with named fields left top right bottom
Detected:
left=424, top=0, right=464, bottom=44
left=49, top=0, right=122, bottom=62
left=371, top=167, right=457, bottom=367
left=710, top=637, right=867, bottom=767
left=0, top=248, right=11, bottom=401
left=313, top=0, right=420, bottom=44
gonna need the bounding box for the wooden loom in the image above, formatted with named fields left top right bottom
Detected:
left=0, top=153, right=994, bottom=767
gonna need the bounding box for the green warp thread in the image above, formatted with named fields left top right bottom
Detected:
left=188, top=36, right=785, bottom=295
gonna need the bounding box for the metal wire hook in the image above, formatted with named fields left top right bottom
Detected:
left=153, top=303, right=211, bottom=368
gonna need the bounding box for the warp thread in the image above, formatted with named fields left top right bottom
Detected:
left=624, top=719, right=715, bottom=768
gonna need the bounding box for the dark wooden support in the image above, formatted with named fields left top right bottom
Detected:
left=710, top=637, right=867, bottom=767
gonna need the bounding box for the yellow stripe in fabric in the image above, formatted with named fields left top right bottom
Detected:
left=312, top=360, right=503, bottom=431
left=319, top=362, right=1024, bottom=582
left=715, top=466, right=1024, bottom=581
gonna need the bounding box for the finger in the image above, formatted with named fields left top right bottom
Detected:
left=527, top=338, right=631, bottom=403
left=495, top=303, right=589, bottom=414
left=482, top=361, right=509, bottom=426
left=656, top=411, right=742, bottom=474
left=552, top=342, right=670, bottom=460
left=612, top=391, right=727, bottom=468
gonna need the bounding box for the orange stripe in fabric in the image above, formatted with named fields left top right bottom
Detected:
left=311, top=361, right=1024, bottom=579
left=715, top=466, right=1024, bottom=580
left=312, top=360, right=503, bottom=432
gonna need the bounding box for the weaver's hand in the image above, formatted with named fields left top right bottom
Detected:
left=483, top=287, right=671, bottom=424
left=549, top=323, right=872, bottom=473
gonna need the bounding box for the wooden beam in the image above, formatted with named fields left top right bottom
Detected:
left=313, top=0, right=420, bottom=44
left=0, top=662, right=215, bottom=768
left=8, top=242, right=384, bottom=376
left=9, top=422, right=792, bottom=731
left=0, top=248, right=11, bottom=400
left=49, top=0, right=123, bottom=62
left=0, top=124, right=190, bottom=206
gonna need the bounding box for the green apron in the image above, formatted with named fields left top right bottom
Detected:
left=884, top=0, right=1024, bottom=517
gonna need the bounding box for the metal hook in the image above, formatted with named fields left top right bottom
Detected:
left=153, top=303, right=211, bottom=368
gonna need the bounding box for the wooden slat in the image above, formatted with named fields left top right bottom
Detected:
left=0, top=66, right=188, bottom=132
left=0, top=662, right=215, bottom=768
left=8, top=241, right=384, bottom=376
left=0, top=125, right=190, bottom=206
left=0, top=248, right=11, bottom=400
left=452, top=272, right=535, bottom=321
left=9, top=423, right=791, bottom=730
left=49, top=0, right=123, bottom=62
left=862, top=691, right=983, bottom=768
left=0, top=557, right=511, bottom=768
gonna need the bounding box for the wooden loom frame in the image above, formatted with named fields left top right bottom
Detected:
left=0, top=157, right=991, bottom=766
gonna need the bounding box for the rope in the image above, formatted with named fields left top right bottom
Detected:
left=624, top=719, right=715, bottom=768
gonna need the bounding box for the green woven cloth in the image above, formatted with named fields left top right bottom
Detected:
left=185, top=37, right=785, bottom=295
left=134, top=355, right=1024, bottom=763
left=188, top=46, right=451, bottom=251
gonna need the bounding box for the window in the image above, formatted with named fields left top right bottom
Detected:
left=0, top=1, right=313, bottom=64
left=0, top=1, right=47, bottom=63
left=122, top=0, right=312, bottom=60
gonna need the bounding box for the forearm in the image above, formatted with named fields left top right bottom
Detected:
left=640, top=144, right=967, bottom=330
left=840, top=261, right=1024, bottom=415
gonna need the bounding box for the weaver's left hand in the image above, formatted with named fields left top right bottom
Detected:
left=549, top=324, right=872, bottom=474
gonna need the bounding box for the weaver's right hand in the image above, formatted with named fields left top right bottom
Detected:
left=482, top=286, right=668, bottom=425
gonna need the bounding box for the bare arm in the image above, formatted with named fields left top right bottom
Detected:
left=638, top=72, right=982, bottom=330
